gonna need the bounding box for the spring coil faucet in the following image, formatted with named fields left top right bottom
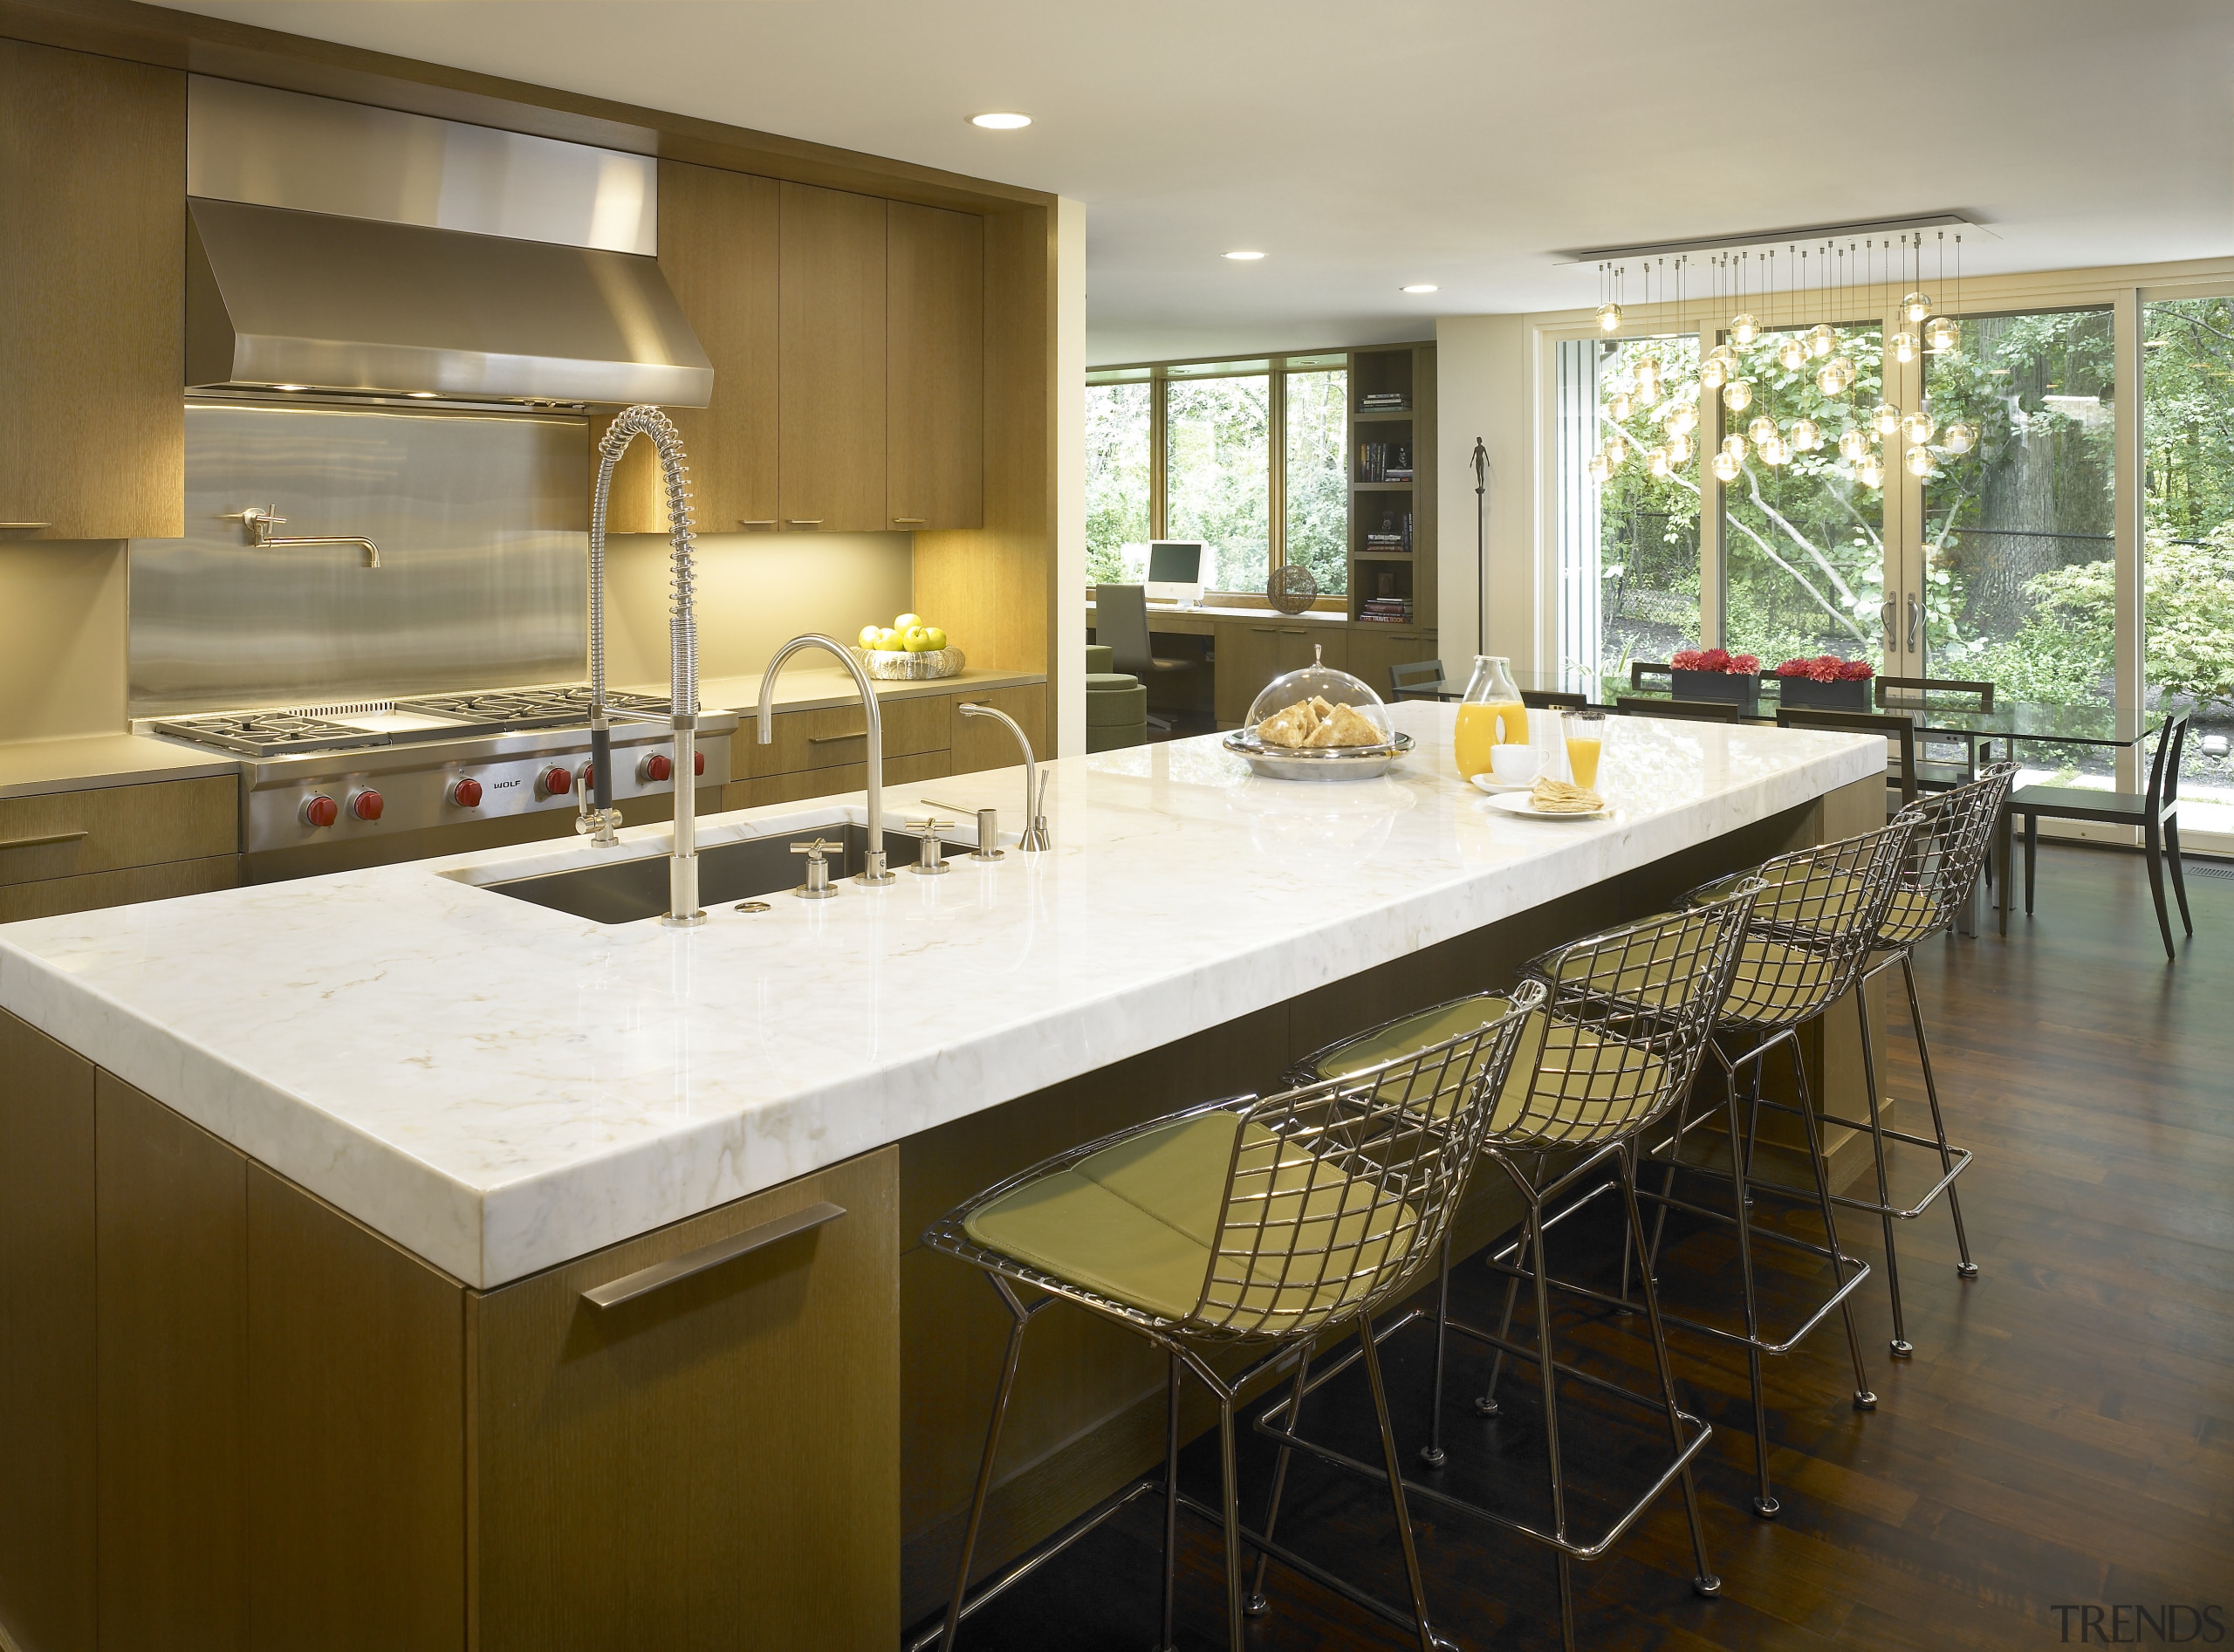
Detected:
left=586, top=405, right=703, bottom=927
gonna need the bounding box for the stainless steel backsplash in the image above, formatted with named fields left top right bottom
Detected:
left=131, top=401, right=587, bottom=714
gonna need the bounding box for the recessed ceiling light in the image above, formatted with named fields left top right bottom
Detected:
left=1223, top=250, right=1266, bottom=261
left=1401, top=284, right=1439, bottom=294
left=969, top=112, right=1031, bottom=129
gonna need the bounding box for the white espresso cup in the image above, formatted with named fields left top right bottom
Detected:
left=1490, top=744, right=1540, bottom=785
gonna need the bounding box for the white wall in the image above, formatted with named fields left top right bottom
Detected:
left=1434, top=314, right=1538, bottom=674
left=1054, top=196, right=1089, bottom=759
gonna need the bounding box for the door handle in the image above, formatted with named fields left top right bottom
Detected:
left=0, top=522, right=52, bottom=531
left=806, top=730, right=868, bottom=745
left=785, top=518, right=824, bottom=528
left=737, top=519, right=777, bottom=529
left=0, top=829, right=89, bottom=853
left=1881, top=598, right=1898, bottom=653
left=582, top=1200, right=846, bottom=1309
left=1907, top=594, right=1921, bottom=652
left=891, top=517, right=927, bottom=525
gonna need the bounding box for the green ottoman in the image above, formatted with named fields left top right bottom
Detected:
left=1086, top=643, right=1115, bottom=675
left=1086, top=675, right=1148, bottom=751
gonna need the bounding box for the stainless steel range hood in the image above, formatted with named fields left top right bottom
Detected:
left=185, top=195, right=712, bottom=408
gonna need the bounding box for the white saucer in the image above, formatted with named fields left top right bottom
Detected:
left=1484, top=791, right=1614, bottom=821
left=1468, top=774, right=1539, bottom=794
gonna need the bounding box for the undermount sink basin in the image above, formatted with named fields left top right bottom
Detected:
left=471, top=820, right=973, bottom=925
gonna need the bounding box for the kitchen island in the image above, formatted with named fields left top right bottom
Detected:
left=0, top=705, right=1883, bottom=1651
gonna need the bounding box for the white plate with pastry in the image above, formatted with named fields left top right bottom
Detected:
left=1484, top=778, right=1614, bottom=820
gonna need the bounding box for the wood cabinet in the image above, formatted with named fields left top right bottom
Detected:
left=0, top=776, right=237, bottom=923
left=948, top=682, right=1047, bottom=778
left=1211, top=621, right=1347, bottom=727
left=778, top=182, right=888, bottom=532
left=887, top=203, right=983, bottom=531
left=0, top=40, right=183, bottom=541
left=744, top=690, right=952, bottom=780
left=1344, top=626, right=1440, bottom=706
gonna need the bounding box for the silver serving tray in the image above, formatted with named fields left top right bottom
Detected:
left=1223, top=730, right=1413, bottom=781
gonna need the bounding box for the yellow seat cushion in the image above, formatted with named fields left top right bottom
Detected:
left=963, top=1110, right=1419, bottom=1329
left=1875, top=886, right=1941, bottom=945
left=1720, top=938, right=1840, bottom=1025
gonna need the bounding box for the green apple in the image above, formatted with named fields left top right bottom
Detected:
left=893, top=612, right=923, bottom=632
left=923, top=626, right=948, bottom=651
left=875, top=627, right=903, bottom=650
left=901, top=625, right=935, bottom=653
left=858, top=624, right=883, bottom=649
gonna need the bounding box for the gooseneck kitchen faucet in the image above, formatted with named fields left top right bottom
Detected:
left=756, top=637, right=893, bottom=885
left=586, top=405, right=703, bottom=927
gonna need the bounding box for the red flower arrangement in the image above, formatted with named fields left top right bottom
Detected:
left=1774, top=655, right=1876, bottom=682
left=1669, top=648, right=1761, bottom=674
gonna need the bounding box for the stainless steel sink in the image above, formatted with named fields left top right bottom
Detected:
left=472, top=821, right=970, bottom=925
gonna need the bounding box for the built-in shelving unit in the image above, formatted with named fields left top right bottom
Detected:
left=1346, top=344, right=1436, bottom=632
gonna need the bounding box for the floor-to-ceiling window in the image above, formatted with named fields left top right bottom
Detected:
left=1284, top=366, right=1350, bottom=597
left=1165, top=370, right=1271, bottom=593
left=2142, top=295, right=2234, bottom=834
left=1085, top=377, right=1153, bottom=584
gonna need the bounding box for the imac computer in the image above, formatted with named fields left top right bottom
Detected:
left=1145, top=540, right=1205, bottom=607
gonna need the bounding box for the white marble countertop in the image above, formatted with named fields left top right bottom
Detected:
left=0, top=706, right=1879, bottom=1289
left=0, top=732, right=243, bottom=800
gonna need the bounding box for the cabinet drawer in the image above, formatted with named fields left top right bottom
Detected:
left=744, top=694, right=951, bottom=778
left=730, top=750, right=947, bottom=811
left=0, top=778, right=236, bottom=889
left=0, top=854, right=236, bottom=923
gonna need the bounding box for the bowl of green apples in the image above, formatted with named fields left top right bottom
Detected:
left=853, top=613, right=964, bottom=680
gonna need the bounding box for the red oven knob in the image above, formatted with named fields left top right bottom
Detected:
left=351, top=789, right=384, bottom=822
left=640, top=752, right=673, bottom=783
left=694, top=750, right=706, bottom=777
left=299, top=794, right=338, bottom=829
left=449, top=777, right=483, bottom=808
left=541, top=765, right=576, bottom=798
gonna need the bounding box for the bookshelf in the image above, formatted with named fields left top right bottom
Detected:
left=1347, top=344, right=1436, bottom=634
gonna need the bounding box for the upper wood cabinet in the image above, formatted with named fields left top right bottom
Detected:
left=887, top=203, right=983, bottom=531
left=0, top=40, right=183, bottom=541
left=778, top=182, right=887, bottom=532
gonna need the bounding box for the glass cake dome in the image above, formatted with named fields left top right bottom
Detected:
left=1241, top=644, right=1395, bottom=751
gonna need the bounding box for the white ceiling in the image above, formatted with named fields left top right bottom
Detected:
left=167, top=0, right=2234, bottom=365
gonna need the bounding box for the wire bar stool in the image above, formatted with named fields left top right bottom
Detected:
left=1696, top=763, right=2015, bottom=1359
left=1259, top=891, right=1761, bottom=1652
left=1642, top=819, right=1919, bottom=1515
left=917, top=991, right=1542, bottom=1652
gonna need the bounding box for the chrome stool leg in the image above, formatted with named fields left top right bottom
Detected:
left=1358, top=1319, right=1443, bottom=1652
left=1901, top=949, right=1978, bottom=1279
left=1473, top=1214, right=1530, bottom=1418
left=1160, top=1354, right=1181, bottom=1650
left=939, top=1278, right=1034, bottom=1651
left=1243, top=1348, right=1311, bottom=1615
left=1853, top=983, right=1912, bottom=1358
left=1526, top=1194, right=1580, bottom=1652
left=1420, top=1230, right=1455, bottom=1466
left=1717, top=1043, right=1778, bottom=1517
left=1782, top=1035, right=1877, bottom=1413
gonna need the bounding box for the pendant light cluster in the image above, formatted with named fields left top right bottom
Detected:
left=1590, top=228, right=1977, bottom=495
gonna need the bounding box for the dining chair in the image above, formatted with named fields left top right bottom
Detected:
left=1619, top=695, right=1741, bottom=724
left=1629, top=661, right=1674, bottom=690
left=1874, top=675, right=1998, bottom=790
left=1521, top=689, right=1588, bottom=711
left=2001, top=713, right=2192, bottom=961
left=1776, top=707, right=1919, bottom=812
left=1388, top=660, right=1449, bottom=702
left=1096, top=584, right=1191, bottom=730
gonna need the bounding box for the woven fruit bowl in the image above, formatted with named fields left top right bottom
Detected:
left=853, top=646, right=966, bottom=681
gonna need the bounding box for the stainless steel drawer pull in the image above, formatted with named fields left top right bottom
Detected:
left=583, top=1200, right=846, bottom=1309
left=892, top=517, right=927, bottom=525
left=737, top=518, right=777, bottom=528
left=0, top=829, right=90, bottom=853
left=0, top=522, right=53, bottom=531
left=806, top=730, right=868, bottom=745
left=786, top=518, right=824, bottom=527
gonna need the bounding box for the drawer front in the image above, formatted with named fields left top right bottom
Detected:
left=0, top=778, right=236, bottom=889
left=732, top=750, right=947, bottom=811
left=947, top=683, right=1046, bottom=775
left=0, top=855, right=236, bottom=923
left=744, top=693, right=951, bottom=778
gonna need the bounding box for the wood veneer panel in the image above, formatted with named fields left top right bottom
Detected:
left=468, top=1147, right=900, bottom=1650
left=736, top=748, right=945, bottom=810
left=778, top=182, right=887, bottom=531
left=95, top=1073, right=247, bottom=1651
left=744, top=692, right=951, bottom=779
left=887, top=202, right=983, bottom=530
left=0, top=775, right=236, bottom=888
left=946, top=682, right=1045, bottom=778
left=0, top=38, right=182, bottom=539
left=0, top=1011, right=95, bottom=1652
left=244, top=1166, right=466, bottom=1651
left=0, top=853, right=236, bottom=922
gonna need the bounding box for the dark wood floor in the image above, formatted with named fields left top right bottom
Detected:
left=921, top=845, right=2231, bottom=1650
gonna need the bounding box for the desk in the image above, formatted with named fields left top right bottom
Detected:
left=1082, top=601, right=1433, bottom=725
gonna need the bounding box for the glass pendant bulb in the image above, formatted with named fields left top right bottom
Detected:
left=1858, top=453, right=1886, bottom=489
left=1747, top=415, right=1778, bottom=445
left=1633, top=357, right=1661, bottom=400
left=1873, top=401, right=1902, bottom=436
left=1815, top=360, right=1850, bottom=396
left=1925, top=315, right=1960, bottom=353
left=1838, top=427, right=1868, bottom=462
left=1730, top=311, right=1760, bottom=346
left=1902, top=409, right=1936, bottom=445
left=1595, top=302, right=1623, bottom=333
left=1903, top=291, right=1931, bottom=323
left=1665, top=403, right=1696, bottom=437
left=1601, top=434, right=1624, bottom=465
left=1806, top=323, right=1837, bottom=358
left=1723, top=378, right=1754, bottom=412
left=1668, top=431, right=1694, bottom=466
left=1723, top=433, right=1747, bottom=458
left=1942, top=420, right=1978, bottom=456
left=1711, top=449, right=1742, bottom=483
left=1587, top=454, right=1610, bottom=485
left=1791, top=416, right=1821, bottom=450
left=1890, top=331, right=1919, bottom=365
left=1759, top=435, right=1790, bottom=466
left=1905, top=443, right=1936, bottom=479
left=1607, top=393, right=1634, bottom=422
left=1648, top=446, right=1671, bottom=479
left=1776, top=334, right=1808, bottom=371
left=1698, top=355, right=1729, bottom=391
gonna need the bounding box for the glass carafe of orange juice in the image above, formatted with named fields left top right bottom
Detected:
left=1454, top=655, right=1526, bottom=781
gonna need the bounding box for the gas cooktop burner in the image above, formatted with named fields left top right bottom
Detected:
left=392, top=685, right=670, bottom=734
left=148, top=711, right=392, bottom=758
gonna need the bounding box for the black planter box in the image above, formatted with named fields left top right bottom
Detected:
left=1669, top=669, right=1761, bottom=716
left=1775, top=675, right=1874, bottom=711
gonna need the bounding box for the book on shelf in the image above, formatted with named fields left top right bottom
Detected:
left=1358, top=597, right=1415, bottom=623
left=1360, top=393, right=1408, bottom=411
left=1354, top=441, right=1413, bottom=483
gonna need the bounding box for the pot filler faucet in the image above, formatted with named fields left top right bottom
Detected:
left=756, top=638, right=894, bottom=885
left=586, top=405, right=703, bottom=927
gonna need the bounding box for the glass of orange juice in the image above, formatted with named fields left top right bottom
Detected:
left=1564, top=709, right=1605, bottom=791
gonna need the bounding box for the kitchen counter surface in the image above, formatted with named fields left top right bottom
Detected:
left=0, top=706, right=1880, bottom=1288
left=0, top=731, right=245, bottom=800
left=644, top=664, right=1045, bottom=716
